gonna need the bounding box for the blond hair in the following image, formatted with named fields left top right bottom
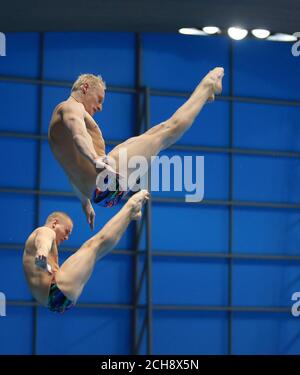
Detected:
left=45, top=211, right=73, bottom=225
left=71, top=73, right=106, bottom=92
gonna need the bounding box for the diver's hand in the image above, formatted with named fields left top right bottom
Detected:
left=35, top=255, right=53, bottom=274
left=82, top=199, right=96, bottom=230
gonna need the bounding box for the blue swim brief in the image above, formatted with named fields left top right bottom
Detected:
left=47, top=283, right=74, bottom=314
left=92, top=174, right=126, bottom=208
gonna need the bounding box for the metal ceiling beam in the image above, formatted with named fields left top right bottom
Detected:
left=0, top=1, right=299, bottom=34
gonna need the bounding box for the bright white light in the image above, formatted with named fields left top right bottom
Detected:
left=202, top=26, right=221, bottom=35
left=179, top=28, right=207, bottom=36
left=251, top=29, right=271, bottom=39
left=267, top=33, right=297, bottom=42
left=228, top=27, right=248, bottom=40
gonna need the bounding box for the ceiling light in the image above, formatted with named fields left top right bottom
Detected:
left=179, top=28, right=207, bottom=36
left=267, top=33, right=297, bottom=42
left=251, top=29, right=271, bottom=39
left=202, top=26, right=221, bottom=35
left=228, top=27, right=248, bottom=40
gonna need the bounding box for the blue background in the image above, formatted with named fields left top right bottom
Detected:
left=0, top=31, right=300, bottom=354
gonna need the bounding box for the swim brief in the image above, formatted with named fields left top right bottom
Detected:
left=47, top=283, right=74, bottom=314
left=92, top=174, right=126, bottom=207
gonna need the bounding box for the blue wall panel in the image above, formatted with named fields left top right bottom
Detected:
left=154, top=311, right=228, bottom=354
left=0, top=82, right=39, bottom=133
left=152, top=204, right=229, bottom=252
left=153, top=258, right=228, bottom=306
left=0, top=138, right=37, bottom=189
left=0, top=193, right=35, bottom=244
left=233, top=260, right=300, bottom=307
left=233, top=207, right=300, bottom=255
left=234, top=102, right=300, bottom=152
left=0, top=307, right=33, bottom=354
left=233, top=313, right=300, bottom=354
left=94, top=92, right=136, bottom=141
left=44, top=32, right=136, bottom=86
left=0, top=249, right=32, bottom=301
left=79, top=254, right=132, bottom=304
left=41, top=140, right=71, bottom=192
left=0, top=32, right=40, bottom=78
left=234, top=39, right=300, bottom=100
left=234, top=155, right=300, bottom=203
left=37, top=307, right=131, bottom=354
left=142, top=33, right=230, bottom=94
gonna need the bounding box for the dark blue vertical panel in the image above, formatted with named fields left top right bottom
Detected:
left=231, top=38, right=300, bottom=354
left=40, top=140, right=71, bottom=192
left=152, top=204, right=229, bottom=252
left=234, top=39, right=300, bottom=100
left=154, top=311, right=228, bottom=354
left=0, top=250, right=32, bottom=301
left=234, top=102, right=300, bottom=152
left=0, top=307, right=33, bottom=354
left=0, top=32, right=40, bottom=78
left=234, top=155, right=300, bottom=203
left=233, top=207, right=300, bottom=255
left=151, top=95, right=230, bottom=147
left=153, top=257, right=228, bottom=306
left=233, top=260, right=300, bottom=307
left=94, top=92, right=136, bottom=141
left=233, top=313, right=300, bottom=354
left=0, top=194, right=35, bottom=243
left=44, top=32, right=136, bottom=86
left=37, top=307, right=131, bottom=354
left=78, top=254, right=132, bottom=304
left=0, top=83, right=39, bottom=133
left=280, top=315, right=300, bottom=354
left=143, top=33, right=230, bottom=94
left=0, top=138, right=37, bottom=189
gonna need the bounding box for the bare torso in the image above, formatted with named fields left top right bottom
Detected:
left=23, top=228, right=59, bottom=306
left=48, top=99, right=106, bottom=198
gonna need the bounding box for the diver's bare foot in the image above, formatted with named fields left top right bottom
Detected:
left=128, top=189, right=150, bottom=220
left=201, top=67, right=224, bottom=102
